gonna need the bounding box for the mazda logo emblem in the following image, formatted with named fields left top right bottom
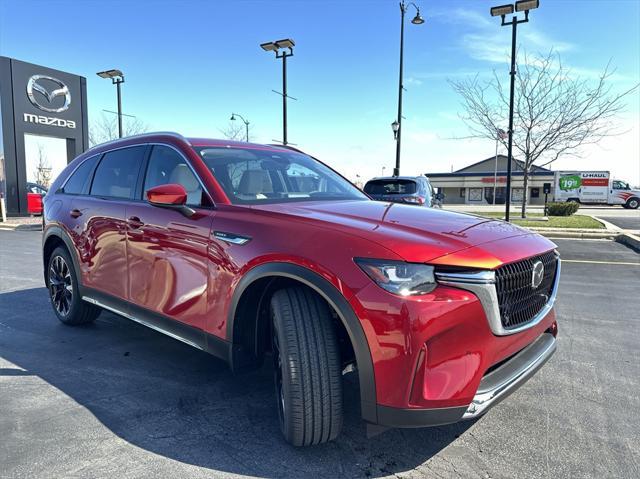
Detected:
left=26, top=75, right=71, bottom=113
left=531, top=261, right=545, bottom=289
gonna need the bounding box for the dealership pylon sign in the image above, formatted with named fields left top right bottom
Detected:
left=0, top=56, right=88, bottom=216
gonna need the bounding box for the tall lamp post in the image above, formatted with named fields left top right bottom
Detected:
left=393, top=1, right=424, bottom=177
left=260, top=38, right=295, bottom=145
left=490, top=0, right=539, bottom=221
left=97, top=69, right=125, bottom=138
left=230, top=113, right=250, bottom=142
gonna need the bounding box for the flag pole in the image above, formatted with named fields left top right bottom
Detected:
left=493, top=132, right=499, bottom=206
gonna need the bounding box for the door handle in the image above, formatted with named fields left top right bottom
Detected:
left=127, top=216, right=144, bottom=229
left=70, top=209, right=82, bottom=218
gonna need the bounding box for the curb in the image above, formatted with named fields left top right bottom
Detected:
left=533, top=230, right=618, bottom=240
left=615, top=233, right=640, bottom=253
left=0, top=223, right=42, bottom=232
left=526, top=226, right=617, bottom=240
left=589, top=216, right=622, bottom=232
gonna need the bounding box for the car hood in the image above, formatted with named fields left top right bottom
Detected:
left=252, top=200, right=555, bottom=267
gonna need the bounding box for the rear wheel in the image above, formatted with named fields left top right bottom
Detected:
left=626, top=197, right=639, bottom=209
left=270, top=286, right=343, bottom=446
left=47, top=247, right=100, bottom=325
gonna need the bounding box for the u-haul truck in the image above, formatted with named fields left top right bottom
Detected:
left=554, top=171, right=640, bottom=209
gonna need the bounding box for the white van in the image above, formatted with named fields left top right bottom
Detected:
left=554, top=171, right=639, bottom=209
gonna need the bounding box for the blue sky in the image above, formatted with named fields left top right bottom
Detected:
left=1, top=0, right=639, bottom=183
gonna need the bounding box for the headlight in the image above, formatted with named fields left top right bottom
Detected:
left=355, top=258, right=436, bottom=296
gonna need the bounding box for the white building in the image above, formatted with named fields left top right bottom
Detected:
left=427, top=155, right=555, bottom=206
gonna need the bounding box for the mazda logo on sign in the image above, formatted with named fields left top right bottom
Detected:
left=531, top=261, right=545, bottom=289
left=26, top=75, right=71, bottom=113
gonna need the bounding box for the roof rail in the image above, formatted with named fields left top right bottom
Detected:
left=86, top=131, right=188, bottom=152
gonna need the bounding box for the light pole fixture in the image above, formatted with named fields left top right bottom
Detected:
left=261, top=38, right=295, bottom=145
left=490, top=0, right=539, bottom=222
left=230, top=113, right=250, bottom=142
left=391, top=120, right=400, bottom=140
left=394, top=1, right=424, bottom=177
left=97, top=69, right=125, bottom=138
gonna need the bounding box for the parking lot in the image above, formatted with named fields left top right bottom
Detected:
left=1, top=230, right=638, bottom=478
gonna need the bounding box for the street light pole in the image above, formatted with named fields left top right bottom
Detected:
left=282, top=51, right=288, bottom=145
left=505, top=18, right=517, bottom=221
left=116, top=79, right=123, bottom=138
left=260, top=39, right=295, bottom=145
left=393, top=1, right=424, bottom=177
left=230, top=113, right=250, bottom=142
left=97, top=69, right=125, bottom=138
left=490, top=0, right=539, bottom=222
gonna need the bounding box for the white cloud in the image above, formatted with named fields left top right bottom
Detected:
left=439, top=7, right=574, bottom=64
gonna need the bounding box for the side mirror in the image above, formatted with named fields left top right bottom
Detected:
left=146, top=184, right=195, bottom=217
left=146, top=183, right=187, bottom=205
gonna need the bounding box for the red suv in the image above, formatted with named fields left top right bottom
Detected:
left=43, top=133, right=559, bottom=446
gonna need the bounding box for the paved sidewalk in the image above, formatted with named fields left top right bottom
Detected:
left=0, top=217, right=42, bottom=231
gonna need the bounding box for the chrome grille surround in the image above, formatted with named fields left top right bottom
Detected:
left=435, top=252, right=561, bottom=336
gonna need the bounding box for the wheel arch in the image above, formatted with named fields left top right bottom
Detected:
left=625, top=196, right=640, bottom=208
left=226, top=262, right=378, bottom=424
left=42, top=226, right=81, bottom=287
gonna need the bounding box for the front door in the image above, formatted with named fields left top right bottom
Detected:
left=126, top=144, right=214, bottom=330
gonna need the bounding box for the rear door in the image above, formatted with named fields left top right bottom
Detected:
left=125, top=144, right=214, bottom=330
left=69, top=146, right=147, bottom=301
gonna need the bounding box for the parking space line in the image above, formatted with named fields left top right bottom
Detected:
left=562, top=259, right=639, bottom=266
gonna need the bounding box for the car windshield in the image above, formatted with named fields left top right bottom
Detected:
left=196, top=146, right=368, bottom=204
left=364, top=179, right=417, bottom=195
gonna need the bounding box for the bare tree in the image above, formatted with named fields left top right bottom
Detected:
left=35, top=144, right=52, bottom=187
left=450, top=51, right=638, bottom=217
left=89, top=113, right=149, bottom=147
left=219, top=121, right=250, bottom=142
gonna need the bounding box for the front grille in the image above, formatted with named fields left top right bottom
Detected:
left=495, top=251, right=558, bottom=330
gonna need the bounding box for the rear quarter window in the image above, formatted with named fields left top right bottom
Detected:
left=62, top=155, right=99, bottom=195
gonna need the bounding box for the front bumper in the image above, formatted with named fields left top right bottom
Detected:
left=375, top=331, right=557, bottom=427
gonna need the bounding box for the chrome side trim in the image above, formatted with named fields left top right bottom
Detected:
left=213, top=231, right=251, bottom=245
left=82, top=295, right=203, bottom=351
left=463, top=332, right=557, bottom=419
left=436, top=259, right=561, bottom=336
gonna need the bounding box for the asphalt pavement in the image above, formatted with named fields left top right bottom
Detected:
left=1, top=231, right=638, bottom=478
left=596, top=216, right=639, bottom=231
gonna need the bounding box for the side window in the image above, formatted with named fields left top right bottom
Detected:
left=62, top=155, right=99, bottom=195
left=90, top=146, right=145, bottom=199
left=144, top=145, right=206, bottom=207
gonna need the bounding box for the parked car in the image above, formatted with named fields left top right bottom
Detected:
left=363, top=175, right=434, bottom=206
left=43, top=133, right=560, bottom=446
left=26, top=182, right=47, bottom=215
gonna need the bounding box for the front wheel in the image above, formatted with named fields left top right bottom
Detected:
left=626, top=197, right=639, bottom=209
left=270, top=286, right=343, bottom=446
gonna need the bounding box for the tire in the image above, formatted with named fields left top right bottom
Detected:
left=626, top=197, right=639, bottom=209
left=270, top=286, right=343, bottom=446
left=47, top=246, right=100, bottom=325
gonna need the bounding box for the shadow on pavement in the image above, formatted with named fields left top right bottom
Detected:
left=0, top=287, right=472, bottom=478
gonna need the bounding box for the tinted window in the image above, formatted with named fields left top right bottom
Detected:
left=144, top=145, right=206, bottom=207
left=63, top=156, right=99, bottom=195
left=197, top=147, right=367, bottom=205
left=364, top=179, right=417, bottom=195
left=90, top=147, right=145, bottom=199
